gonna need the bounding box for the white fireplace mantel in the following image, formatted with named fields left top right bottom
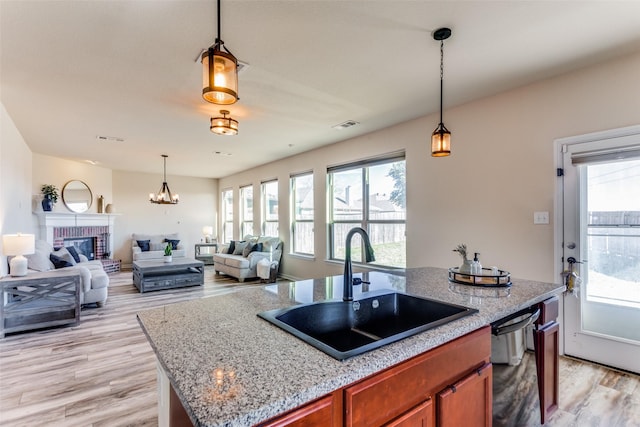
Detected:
left=34, top=212, right=120, bottom=254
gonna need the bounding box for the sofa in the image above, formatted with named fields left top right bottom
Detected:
left=213, top=236, right=282, bottom=282
left=131, top=233, right=186, bottom=261
left=20, top=240, right=110, bottom=307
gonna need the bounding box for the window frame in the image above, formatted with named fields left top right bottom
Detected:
left=261, top=179, right=279, bottom=237
left=221, top=188, right=233, bottom=243
left=290, top=172, right=314, bottom=256
left=328, top=153, right=406, bottom=268
left=240, top=185, right=254, bottom=238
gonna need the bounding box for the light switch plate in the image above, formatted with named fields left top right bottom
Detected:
left=534, top=211, right=550, bottom=224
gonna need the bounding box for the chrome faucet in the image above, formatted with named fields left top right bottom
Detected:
left=343, top=227, right=376, bottom=302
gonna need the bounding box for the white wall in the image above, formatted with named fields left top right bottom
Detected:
left=112, top=170, right=217, bottom=267
left=32, top=153, right=113, bottom=215
left=0, top=103, right=33, bottom=276
left=219, top=51, right=640, bottom=283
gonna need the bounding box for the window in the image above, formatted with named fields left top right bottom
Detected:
left=240, top=185, right=254, bottom=237
left=221, top=189, right=233, bottom=243
left=328, top=154, right=406, bottom=268
left=291, top=173, right=314, bottom=255
left=261, top=180, right=278, bottom=236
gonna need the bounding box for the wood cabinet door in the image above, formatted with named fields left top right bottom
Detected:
left=436, top=363, right=492, bottom=427
left=384, top=399, right=434, bottom=427
left=258, top=393, right=340, bottom=427
left=534, top=320, right=560, bottom=424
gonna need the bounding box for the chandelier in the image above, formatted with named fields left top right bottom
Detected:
left=210, top=110, right=238, bottom=135
left=431, top=27, right=452, bottom=157
left=149, top=155, right=179, bottom=204
left=202, top=0, right=238, bottom=105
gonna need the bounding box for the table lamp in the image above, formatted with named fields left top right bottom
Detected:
left=202, top=226, right=214, bottom=243
left=2, top=233, right=35, bottom=277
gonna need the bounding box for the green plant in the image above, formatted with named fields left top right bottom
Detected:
left=452, top=243, right=468, bottom=260
left=164, top=244, right=172, bottom=256
left=41, top=184, right=59, bottom=203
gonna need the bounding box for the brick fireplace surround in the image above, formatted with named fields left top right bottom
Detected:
left=36, top=213, right=121, bottom=273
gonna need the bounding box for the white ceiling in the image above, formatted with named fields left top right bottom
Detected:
left=2, top=1, right=640, bottom=178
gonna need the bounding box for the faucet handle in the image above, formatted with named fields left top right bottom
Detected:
left=352, top=278, right=370, bottom=286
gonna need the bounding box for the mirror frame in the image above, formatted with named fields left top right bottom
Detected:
left=62, top=180, right=93, bottom=213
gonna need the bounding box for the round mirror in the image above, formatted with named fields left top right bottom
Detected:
left=62, top=180, right=93, bottom=213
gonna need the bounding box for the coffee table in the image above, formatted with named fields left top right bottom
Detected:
left=133, top=258, right=204, bottom=293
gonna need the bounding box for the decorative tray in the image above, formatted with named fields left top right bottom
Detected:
left=447, top=267, right=512, bottom=288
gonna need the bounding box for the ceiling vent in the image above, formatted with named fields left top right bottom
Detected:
left=96, top=135, right=125, bottom=143
left=332, top=120, right=359, bottom=130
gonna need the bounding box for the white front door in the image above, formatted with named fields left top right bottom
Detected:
left=558, top=127, right=640, bottom=374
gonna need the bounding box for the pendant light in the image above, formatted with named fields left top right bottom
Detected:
left=149, top=155, right=179, bottom=204
left=210, top=110, right=238, bottom=135
left=202, top=0, right=238, bottom=105
left=431, top=27, right=452, bottom=157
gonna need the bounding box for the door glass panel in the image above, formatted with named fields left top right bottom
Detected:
left=582, top=159, right=640, bottom=342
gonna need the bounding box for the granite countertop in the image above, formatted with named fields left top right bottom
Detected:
left=137, top=267, right=565, bottom=427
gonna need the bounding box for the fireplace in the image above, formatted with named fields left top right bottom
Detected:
left=63, top=237, right=96, bottom=260
left=36, top=212, right=119, bottom=272
left=53, top=226, right=110, bottom=260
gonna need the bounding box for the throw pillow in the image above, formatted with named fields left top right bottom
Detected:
left=242, top=243, right=253, bottom=257
left=164, top=239, right=180, bottom=250
left=226, top=240, right=236, bottom=254
left=233, top=241, right=248, bottom=255
left=26, top=240, right=54, bottom=272
left=65, top=246, right=82, bottom=263
left=50, top=253, right=73, bottom=269
left=136, top=240, right=151, bottom=252
left=52, top=247, right=76, bottom=266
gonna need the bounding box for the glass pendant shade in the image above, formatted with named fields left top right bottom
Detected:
left=210, top=110, right=238, bottom=135
left=431, top=123, right=451, bottom=157
left=202, top=47, right=238, bottom=105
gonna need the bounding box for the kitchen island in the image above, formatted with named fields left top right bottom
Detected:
left=137, top=267, right=564, bottom=427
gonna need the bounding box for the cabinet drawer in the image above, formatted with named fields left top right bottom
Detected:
left=257, top=392, right=340, bottom=427
left=344, top=327, right=490, bottom=427
left=145, top=278, right=175, bottom=289
left=175, top=275, right=201, bottom=286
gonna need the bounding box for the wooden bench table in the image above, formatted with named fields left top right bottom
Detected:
left=0, top=271, right=81, bottom=338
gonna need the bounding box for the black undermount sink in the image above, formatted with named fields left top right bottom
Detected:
left=258, top=291, right=478, bottom=360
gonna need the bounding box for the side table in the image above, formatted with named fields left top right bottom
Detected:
left=195, top=243, right=218, bottom=265
left=0, top=271, right=81, bottom=338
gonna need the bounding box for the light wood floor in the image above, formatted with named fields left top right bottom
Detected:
left=1, top=268, right=638, bottom=426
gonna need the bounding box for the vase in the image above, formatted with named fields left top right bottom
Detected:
left=97, top=195, right=104, bottom=213
left=105, top=203, right=115, bottom=213
left=164, top=255, right=172, bottom=263
left=459, top=259, right=473, bottom=274
left=41, top=197, right=53, bottom=212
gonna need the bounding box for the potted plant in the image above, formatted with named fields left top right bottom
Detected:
left=453, top=243, right=472, bottom=274
left=41, top=184, right=59, bottom=212
left=164, top=243, right=172, bottom=263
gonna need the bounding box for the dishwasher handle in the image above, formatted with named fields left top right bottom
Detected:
left=491, top=306, right=540, bottom=336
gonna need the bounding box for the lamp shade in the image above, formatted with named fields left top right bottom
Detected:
left=3, top=233, right=35, bottom=277
left=431, top=123, right=451, bottom=157
left=210, top=110, right=238, bottom=135
left=2, top=233, right=35, bottom=256
left=202, top=48, right=238, bottom=105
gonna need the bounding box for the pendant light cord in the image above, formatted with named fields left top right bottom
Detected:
left=216, top=0, right=221, bottom=43
left=163, top=155, right=167, bottom=182
left=439, top=39, right=444, bottom=125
